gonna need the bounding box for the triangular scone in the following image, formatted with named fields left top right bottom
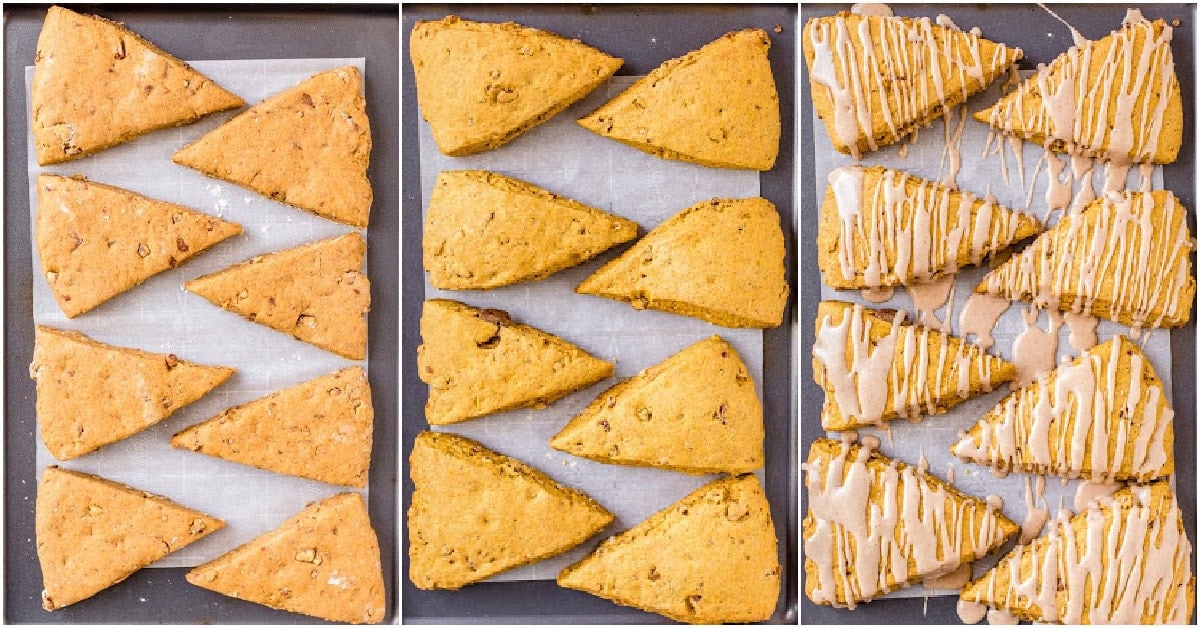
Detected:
left=577, top=29, right=780, bottom=171
left=577, top=197, right=788, bottom=328
left=813, top=301, right=1015, bottom=430
left=417, top=299, right=612, bottom=425
left=804, top=438, right=1018, bottom=608
left=408, top=431, right=613, bottom=590
left=558, top=474, right=781, bottom=624
left=977, top=190, right=1195, bottom=330
left=173, top=66, right=371, bottom=227
left=37, top=466, right=224, bottom=611
left=424, top=170, right=638, bottom=290
left=953, top=336, right=1174, bottom=482
left=30, top=6, right=243, bottom=165
left=803, top=12, right=1021, bottom=158
left=171, top=367, right=373, bottom=488
left=410, top=16, right=622, bottom=156
left=185, top=233, right=370, bottom=360
left=550, top=335, right=763, bottom=474
left=818, top=165, right=1040, bottom=289
left=31, top=326, right=234, bottom=460
left=36, top=174, right=243, bottom=318
left=961, top=481, right=1194, bottom=624
left=975, top=14, right=1182, bottom=164
left=187, top=493, right=385, bottom=624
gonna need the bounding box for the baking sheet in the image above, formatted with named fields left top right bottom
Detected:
left=25, top=58, right=369, bottom=568
left=418, top=76, right=766, bottom=581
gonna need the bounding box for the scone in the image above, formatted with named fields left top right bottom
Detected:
left=558, top=474, right=780, bottom=624
left=576, top=197, right=788, bottom=328
left=813, top=301, right=1016, bottom=430
left=976, top=14, right=1182, bottom=164
left=577, top=29, right=780, bottom=171
left=417, top=299, right=612, bottom=425
left=173, top=66, right=372, bottom=227
left=410, top=16, right=621, bottom=156
left=30, top=6, right=243, bottom=165
left=185, top=233, right=370, bottom=360
left=803, top=11, right=1021, bottom=158
left=976, top=190, right=1195, bottom=330
left=550, top=335, right=764, bottom=474
left=818, top=165, right=1040, bottom=289
left=424, top=170, right=638, bottom=290
left=31, top=326, right=234, bottom=460
left=408, top=431, right=613, bottom=590
left=953, top=335, right=1174, bottom=483
left=804, top=437, right=1018, bottom=608
left=172, top=366, right=374, bottom=488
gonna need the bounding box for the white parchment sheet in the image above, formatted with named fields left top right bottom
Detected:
left=810, top=71, right=1175, bottom=599
left=26, top=58, right=368, bottom=567
left=418, top=76, right=768, bottom=581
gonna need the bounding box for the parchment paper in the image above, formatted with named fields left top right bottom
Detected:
left=26, top=58, right=368, bottom=567
left=418, top=76, right=767, bottom=581
left=811, top=71, right=1175, bottom=598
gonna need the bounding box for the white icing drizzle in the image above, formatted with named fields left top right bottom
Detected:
left=958, top=600, right=988, bottom=624
left=851, top=2, right=893, bottom=17
left=1010, top=306, right=1062, bottom=389
left=939, top=104, right=969, bottom=188
left=958, top=293, right=1011, bottom=350
left=862, top=286, right=895, bottom=303
left=1074, top=480, right=1121, bottom=512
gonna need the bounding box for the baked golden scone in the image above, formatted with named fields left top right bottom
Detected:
left=976, top=13, right=1182, bottom=164
left=953, top=335, right=1174, bottom=482
left=185, top=233, right=370, bottom=360
left=37, top=466, right=224, bottom=611
left=31, top=6, right=243, bottom=165
left=187, top=493, right=385, bottom=624
left=812, top=300, right=1015, bottom=430
left=410, top=16, right=621, bottom=156
left=172, top=366, right=373, bottom=488
left=804, top=437, right=1018, bottom=608
left=803, top=11, right=1021, bottom=158
left=976, top=190, right=1195, bottom=330
left=36, top=174, right=243, bottom=318
left=558, top=474, right=780, bottom=624
left=173, top=66, right=372, bottom=227
left=577, top=29, right=780, bottom=171
left=818, top=165, right=1040, bottom=289
left=577, top=197, right=788, bottom=328
left=961, top=481, right=1194, bottom=624
left=550, top=335, right=763, bottom=474
left=31, top=326, right=234, bottom=460
left=423, top=170, right=638, bottom=290
left=417, top=299, right=612, bottom=425
left=408, top=431, right=612, bottom=590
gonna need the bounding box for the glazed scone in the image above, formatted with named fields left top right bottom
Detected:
left=953, top=335, right=1174, bottom=483
left=976, top=13, right=1183, bottom=164
left=31, top=326, right=234, bottom=460
left=424, top=170, right=638, bottom=290
left=976, top=190, right=1195, bottom=331
left=36, top=174, right=243, bottom=318
left=31, top=6, right=243, bottom=165
left=550, top=335, right=763, bottom=474
left=173, top=66, right=372, bottom=227
left=172, top=367, right=373, bottom=488
left=803, top=10, right=1021, bottom=158
left=408, top=431, right=613, bottom=590
left=185, top=233, right=370, bottom=360
left=961, top=481, right=1194, bottom=624
left=576, top=197, right=788, bottom=328
left=818, top=165, right=1040, bottom=290
left=187, top=493, right=385, bottom=624
left=812, top=301, right=1016, bottom=430
left=804, top=438, right=1018, bottom=608
left=558, top=474, right=781, bottom=624
left=577, top=29, right=780, bottom=171
left=37, top=466, right=224, bottom=611
left=417, top=299, right=612, bottom=425
left=410, top=16, right=621, bottom=156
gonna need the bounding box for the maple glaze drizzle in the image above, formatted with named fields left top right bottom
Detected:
left=1010, top=306, right=1062, bottom=389
left=958, top=293, right=1011, bottom=350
